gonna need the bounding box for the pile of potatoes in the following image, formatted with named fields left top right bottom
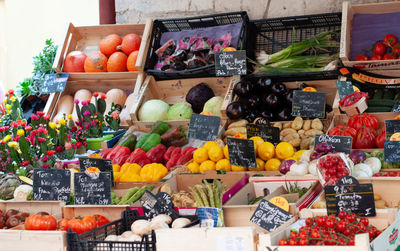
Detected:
left=272, top=117, right=324, bottom=150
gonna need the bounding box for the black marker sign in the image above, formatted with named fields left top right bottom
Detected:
left=40, top=73, right=69, bottom=94
left=246, top=124, right=280, bottom=144
left=336, top=81, right=354, bottom=100
left=384, top=141, right=400, bottom=162
left=292, top=90, right=326, bottom=118
left=79, top=157, right=114, bottom=186
left=33, top=169, right=71, bottom=201
left=188, top=114, right=221, bottom=141
left=140, top=191, right=179, bottom=219
left=385, top=120, right=400, bottom=140
left=74, top=173, right=112, bottom=205
left=324, top=176, right=375, bottom=217
left=314, top=134, right=352, bottom=154
left=215, top=50, right=247, bottom=76
left=250, top=199, right=293, bottom=232
left=227, top=137, right=257, bottom=169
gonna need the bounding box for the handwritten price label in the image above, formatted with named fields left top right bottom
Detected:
left=269, top=196, right=289, bottom=212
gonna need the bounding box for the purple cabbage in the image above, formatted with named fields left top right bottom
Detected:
left=315, top=142, right=333, bottom=154
left=349, top=150, right=366, bottom=164
left=279, top=159, right=296, bottom=174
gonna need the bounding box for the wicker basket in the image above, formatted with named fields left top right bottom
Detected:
left=339, top=97, right=368, bottom=116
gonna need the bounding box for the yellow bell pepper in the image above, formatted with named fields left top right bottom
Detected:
left=119, top=171, right=142, bottom=182
left=140, top=163, right=168, bottom=182
left=112, top=164, right=121, bottom=172
left=120, top=163, right=141, bottom=175
left=114, top=172, right=122, bottom=182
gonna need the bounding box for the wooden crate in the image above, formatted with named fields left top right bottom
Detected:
left=52, top=20, right=153, bottom=80
left=129, top=75, right=238, bottom=130
left=62, top=205, right=128, bottom=222
left=0, top=201, right=66, bottom=251
left=340, top=1, right=400, bottom=70
left=44, top=72, right=145, bottom=127
left=257, top=208, right=398, bottom=251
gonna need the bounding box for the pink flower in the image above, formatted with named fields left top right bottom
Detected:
left=10, top=122, right=18, bottom=128
left=55, top=146, right=63, bottom=152
left=83, top=110, right=91, bottom=116
left=91, top=120, right=97, bottom=127
left=74, top=99, right=80, bottom=104
left=42, top=155, right=49, bottom=162
left=85, top=124, right=90, bottom=129
left=71, top=126, right=77, bottom=132
left=42, top=164, right=50, bottom=169
left=111, top=110, right=120, bottom=120
left=81, top=100, right=88, bottom=106
left=31, top=114, right=39, bottom=121
left=76, top=142, right=82, bottom=148
left=65, top=142, right=72, bottom=150
left=37, top=111, right=45, bottom=117
left=44, top=114, right=50, bottom=120
left=38, top=137, right=46, bottom=143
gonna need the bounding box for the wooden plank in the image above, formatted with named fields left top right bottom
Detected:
left=0, top=230, right=66, bottom=251
left=62, top=205, right=128, bottom=221
left=135, top=19, right=153, bottom=71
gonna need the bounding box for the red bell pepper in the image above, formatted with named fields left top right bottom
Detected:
left=98, top=148, right=113, bottom=158
left=126, top=148, right=152, bottom=167
left=163, top=146, right=180, bottom=162
left=105, top=145, right=122, bottom=159
left=181, top=147, right=196, bottom=156
left=113, top=153, right=130, bottom=166
left=146, top=144, right=167, bottom=163
left=166, top=152, right=182, bottom=170
left=113, top=146, right=131, bottom=160
left=176, top=152, right=193, bottom=166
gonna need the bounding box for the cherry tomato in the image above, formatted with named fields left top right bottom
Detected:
left=311, top=230, right=320, bottom=239
left=360, top=218, right=369, bottom=226
left=298, top=238, right=308, bottom=246
left=325, top=219, right=335, bottom=228
left=316, top=216, right=326, bottom=226
left=370, top=54, right=383, bottom=60
left=355, top=55, right=369, bottom=61
left=384, top=34, right=398, bottom=47
left=278, top=238, right=287, bottom=246
left=393, top=44, right=400, bottom=56
left=289, top=231, right=298, bottom=238
left=338, top=211, right=347, bottom=220
left=373, top=42, right=386, bottom=55
left=383, top=54, right=396, bottom=60
left=348, top=237, right=355, bottom=245
left=344, top=228, right=352, bottom=236
left=346, top=213, right=357, bottom=223
left=336, top=220, right=346, bottom=232
left=288, top=238, right=297, bottom=246
left=305, top=217, right=313, bottom=226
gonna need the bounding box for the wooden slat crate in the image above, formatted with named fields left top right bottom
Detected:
left=52, top=20, right=152, bottom=80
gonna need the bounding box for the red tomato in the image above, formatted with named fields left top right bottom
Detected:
left=348, top=113, right=379, bottom=131
left=328, top=125, right=357, bottom=147
left=355, top=55, right=368, bottom=61
left=24, top=213, right=57, bottom=231
left=298, top=238, right=308, bottom=246
left=393, top=44, right=400, bottom=56
left=67, top=216, right=97, bottom=234
left=93, top=214, right=110, bottom=227
left=384, top=34, right=397, bottom=47
left=57, top=218, right=70, bottom=231
left=383, top=53, right=396, bottom=60
left=375, top=131, right=385, bottom=148
left=373, top=42, right=386, bottom=55
left=370, top=54, right=383, bottom=60
left=360, top=218, right=369, bottom=226
left=278, top=238, right=287, bottom=245
left=288, top=238, right=298, bottom=246
left=355, top=126, right=377, bottom=149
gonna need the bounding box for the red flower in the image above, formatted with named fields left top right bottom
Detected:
left=25, top=126, right=32, bottom=131
left=76, top=141, right=82, bottom=148
left=31, top=114, right=39, bottom=121
left=44, top=114, right=50, bottom=120
left=38, top=137, right=46, bottom=143
left=37, top=111, right=45, bottom=117
left=47, top=150, right=55, bottom=156
left=44, top=130, right=48, bottom=135
left=42, top=155, right=49, bottom=162
left=87, top=99, right=91, bottom=104
left=0, top=140, right=5, bottom=145
left=93, top=92, right=99, bottom=98
left=71, top=126, right=77, bottom=132
left=8, top=89, right=14, bottom=95
left=20, top=160, right=30, bottom=167
left=10, top=122, right=18, bottom=128
left=101, top=94, right=107, bottom=99
left=55, top=146, right=63, bottom=152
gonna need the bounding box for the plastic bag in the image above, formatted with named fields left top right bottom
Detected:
left=316, top=153, right=352, bottom=186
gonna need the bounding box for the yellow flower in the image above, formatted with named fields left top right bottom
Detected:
left=17, top=129, right=24, bottom=136
left=3, top=135, right=11, bottom=142
left=7, top=141, right=18, bottom=149
left=58, top=119, right=66, bottom=125
left=7, top=110, right=11, bottom=114
left=5, top=104, right=11, bottom=110
left=49, top=122, right=57, bottom=129
left=67, top=114, right=73, bottom=120
left=10, top=96, right=16, bottom=102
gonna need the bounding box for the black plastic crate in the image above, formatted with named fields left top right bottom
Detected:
left=249, top=12, right=342, bottom=82
left=144, top=11, right=249, bottom=80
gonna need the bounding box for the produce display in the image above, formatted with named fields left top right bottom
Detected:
left=312, top=192, right=390, bottom=210
left=57, top=214, right=109, bottom=233
left=112, top=185, right=154, bottom=205
left=63, top=33, right=141, bottom=73
left=354, top=33, right=400, bottom=61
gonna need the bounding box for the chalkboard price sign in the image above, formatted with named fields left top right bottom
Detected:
left=41, top=73, right=69, bottom=94
left=250, top=199, right=293, bottom=232
left=292, top=90, right=326, bottom=118
left=188, top=114, right=221, bottom=141
left=314, top=134, right=352, bottom=154
left=246, top=124, right=280, bottom=144
left=215, top=50, right=247, bottom=76
left=336, top=81, right=354, bottom=100
left=324, top=176, right=376, bottom=217
left=385, top=120, right=400, bottom=140
left=79, top=157, right=114, bottom=186
left=384, top=141, right=400, bottom=162
left=33, top=169, right=71, bottom=201
left=74, top=173, right=112, bottom=205
left=227, top=137, right=257, bottom=169
left=392, top=101, right=400, bottom=113
left=140, top=191, right=179, bottom=219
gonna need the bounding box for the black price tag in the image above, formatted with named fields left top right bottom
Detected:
left=336, top=81, right=354, bottom=100
left=188, top=114, right=221, bottom=141
left=384, top=141, right=400, bottom=162
left=250, top=199, right=293, bottom=232
left=246, top=124, right=280, bottom=145
left=140, top=191, right=179, bottom=219
left=385, top=120, right=400, bottom=140
left=292, top=90, right=326, bottom=118
left=33, top=169, right=71, bottom=201
left=314, top=134, right=352, bottom=154
left=392, top=101, right=400, bottom=113
left=324, top=176, right=376, bottom=217
left=74, top=173, right=112, bottom=205
left=227, top=137, right=257, bottom=169
left=215, top=50, right=247, bottom=76
left=79, top=157, right=114, bottom=186
left=41, top=73, right=69, bottom=94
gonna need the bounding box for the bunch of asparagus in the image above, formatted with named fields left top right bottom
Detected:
left=190, top=179, right=224, bottom=227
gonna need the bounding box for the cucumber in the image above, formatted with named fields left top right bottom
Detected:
left=365, top=106, right=392, bottom=113
left=367, top=99, right=395, bottom=107
left=383, top=89, right=395, bottom=100
left=374, top=89, right=384, bottom=99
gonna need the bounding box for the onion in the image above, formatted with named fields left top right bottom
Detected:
left=279, top=159, right=296, bottom=174
left=315, top=142, right=333, bottom=154
left=349, top=150, right=366, bottom=165
left=310, top=152, right=323, bottom=161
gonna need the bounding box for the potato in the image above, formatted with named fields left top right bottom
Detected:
left=291, top=117, right=303, bottom=130
left=298, top=129, right=305, bottom=137
left=300, top=137, right=312, bottom=150
left=289, top=138, right=301, bottom=148
left=272, top=122, right=282, bottom=130
left=375, top=200, right=387, bottom=209
left=283, top=122, right=292, bottom=129
left=228, top=120, right=247, bottom=129
left=225, top=127, right=246, bottom=136
left=311, top=118, right=323, bottom=131
left=304, top=129, right=324, bottom=137
left=374, top=194, right=381, bottom=201
left=280, top=128, right=297, bottom=137
left=283, top=133, right=300, bottom=142
left=311, top=201, right=326, bottom=209
left=303, top=120, right=311, bottom=130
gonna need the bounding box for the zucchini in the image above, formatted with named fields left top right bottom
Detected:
left=367, top=99, right=395, bottom=107
left=118, top=134, right=137, bottom=151
left=150, top=121, right=171, bottom=135
left=365, top=106, right=392, bottom=113
left=383, top=89, right=395, bottom=100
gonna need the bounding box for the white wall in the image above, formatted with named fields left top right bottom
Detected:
left=0, top=0, right=99, bottom=91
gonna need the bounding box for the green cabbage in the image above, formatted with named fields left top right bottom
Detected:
left=167, top=102, right=193, bottom=120
left=202, top=96, right=223, bottom=117
left=139, top=99, right=170, bottom=121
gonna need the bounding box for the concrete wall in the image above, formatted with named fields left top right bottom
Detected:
left=0, top=0, right=99, bottom=91
left=116, top=0, right=393, bottom=24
